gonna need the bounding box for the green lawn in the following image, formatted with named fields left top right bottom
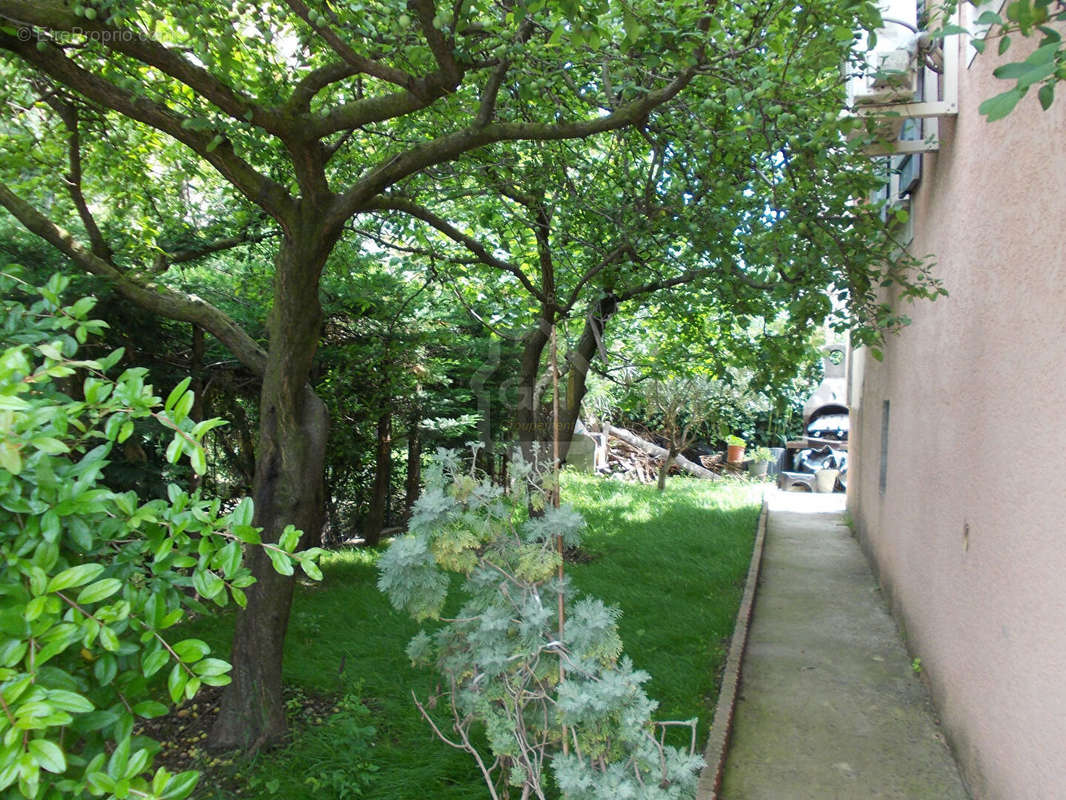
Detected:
left=180, top=474, right=761, bottom=799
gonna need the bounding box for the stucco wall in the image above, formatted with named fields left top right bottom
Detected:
left=847, top=30, right=1066, bottom=800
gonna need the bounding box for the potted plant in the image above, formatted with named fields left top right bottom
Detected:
left=725, top=435, right=746, bottom=464
left=748, top=446, right=773, bottom=477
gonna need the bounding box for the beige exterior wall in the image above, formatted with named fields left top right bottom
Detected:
left=847, top=31, right=1066, bottom=800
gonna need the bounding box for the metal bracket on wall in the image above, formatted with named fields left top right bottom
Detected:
left=848, top=4, right=961, bottom=155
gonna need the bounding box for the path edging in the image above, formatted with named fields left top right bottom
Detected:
left=695, top=497, right=769, bottom=799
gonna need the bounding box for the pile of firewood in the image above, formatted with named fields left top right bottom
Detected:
left=601, top=435, right=668, bottom=483
left=595, top=424, right=720, bottom=483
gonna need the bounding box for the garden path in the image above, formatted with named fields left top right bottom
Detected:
left=706, top=491, right=970, bottom=799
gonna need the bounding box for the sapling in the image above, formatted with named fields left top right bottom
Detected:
left=378, top=448, right=703, bottom=799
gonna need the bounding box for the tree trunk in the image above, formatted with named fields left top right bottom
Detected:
left=515, top=296, right=618, bottom=473
left=517, top=321, right=551, bottom=468
left=404, top=417, right=422, bottom=514
left=209, top=220, right=336, bottom=752
left=363, top=409, right=392, bottom=547
left=554, top=296, right=618, bottom=465
left=657, top=445, right=679, bottom=491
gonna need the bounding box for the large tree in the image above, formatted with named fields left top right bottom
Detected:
left=0, top=0, right=719, bottom=749
left=360, top=0, right=944, bottom=469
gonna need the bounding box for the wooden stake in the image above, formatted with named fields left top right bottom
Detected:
left=551, top=324, right=568, bottom=756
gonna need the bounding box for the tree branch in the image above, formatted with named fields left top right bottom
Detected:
left=0, top=1, right=287, bottom=135
left=0, top=181, right=267, bottom=377
left=162, top=228, right=279, bottom=269
left=408, top=0, right=462, bottom=88
left=474, top=20, right=533, bottom=126
left=336, top=63, right=700, bottom=218
left=616, top=267, right=716, bottom=302
left=281, top=0, right=419, bottom=91
left=367, top=196, right=546, bottom=303
left=309, top=89, right=445, bottom=139
left=286, top=62, right=360, bottom=114
left=561, top=243, right=633, bottom=313
left=36, top=87, right=113, bottom=261
left=0, top=32, right=297, bottom=230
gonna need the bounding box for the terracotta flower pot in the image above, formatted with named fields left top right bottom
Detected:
left=726, top=444, right=745, bottom=464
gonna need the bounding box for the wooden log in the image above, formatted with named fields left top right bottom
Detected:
left=604, top=425, right=718, bottom=480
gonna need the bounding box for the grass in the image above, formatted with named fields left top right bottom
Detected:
left=171, top=474, right=762, bottom=799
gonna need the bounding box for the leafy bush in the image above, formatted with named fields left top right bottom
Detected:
left=0, top=272, right=320, bottom=799
left=377, top=449, right=703, bottom=800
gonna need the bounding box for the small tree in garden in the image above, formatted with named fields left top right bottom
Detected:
left=378, top=449, right=703, bottom=800
left=0, top=272, right=321, bottom=799
left=644, top=377, right=716, bottom=492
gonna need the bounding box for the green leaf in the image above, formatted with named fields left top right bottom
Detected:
left=167, top=664, right=186, bottom=704
left=213, top=541, right=241, bottom=579
left=27, top=739, right=65, bottom=774
left=1017, top=61, right=1057, bottom=90
left=160, top=609, right=183, bottom=628
left=190, top=418, right=227, bottom=438
left=2, top=675, right=32, bottom=705
left=976, top=10, right=1004, bottom=25
left=133, top=700, right=170, bottom=719
left=1038, top=25, right=1063, bottom=43
left=117, top=421, right=134, bottom=443
left=232, top=525, right=261, bottom=545
left=979, top=87, right=1024, bottom=120
left=278, top=524, right=300, bottom=552
left=47, top=690, right=93, bottom=713
left=142, top=648, right=169, bottom=678
left=171, top=639, right=210, bottom=663
left=266, top=547, right=294, bottom=577
left=0, top=442, right=22, bottom=475
left=160, top=770, right=199, bottom=799
left=113, top=491, right=136, bottom=517
left=123, top=747, right=151, bottom=780
left=971, top=37, right=987, bottom=54
left=76, top=579, right=122, bottom=605
left=999, top=34, right=1012, bottom=55
left=192, top=658, right=230, bottom=678
left=94, top=653, right=118, bottom=685
left=300, top=558, right=323, bottom=582
left=88, top=771, right=116, bottom=794
left=0, top=761, right=16, bottom=792
left=108, top=736, right=130, bottom=780
left=165, top=436, right=183, bottom=464
left=1039, top=81, right=1055, bottom=109
left=30, top=437, right=69, bottom=455
left=230, top=497, right=254, bottom=528
left=172, top=389, right=194, bottom=422
left=1025, top=41, right=1060, bottom=65
left=47, top=563, right=105, bottom=593
left=192, top=569, right=224, bottom=600
left=993, top=60, right=1033, bottom=79
left=24, top=596, right=48, bottom=622
left=189, top=445, right=207, bottom=476
left=99, top=625, right=119, bottom=652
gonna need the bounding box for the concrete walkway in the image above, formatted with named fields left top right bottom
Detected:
left=712, top=491, right=970, bottom=800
